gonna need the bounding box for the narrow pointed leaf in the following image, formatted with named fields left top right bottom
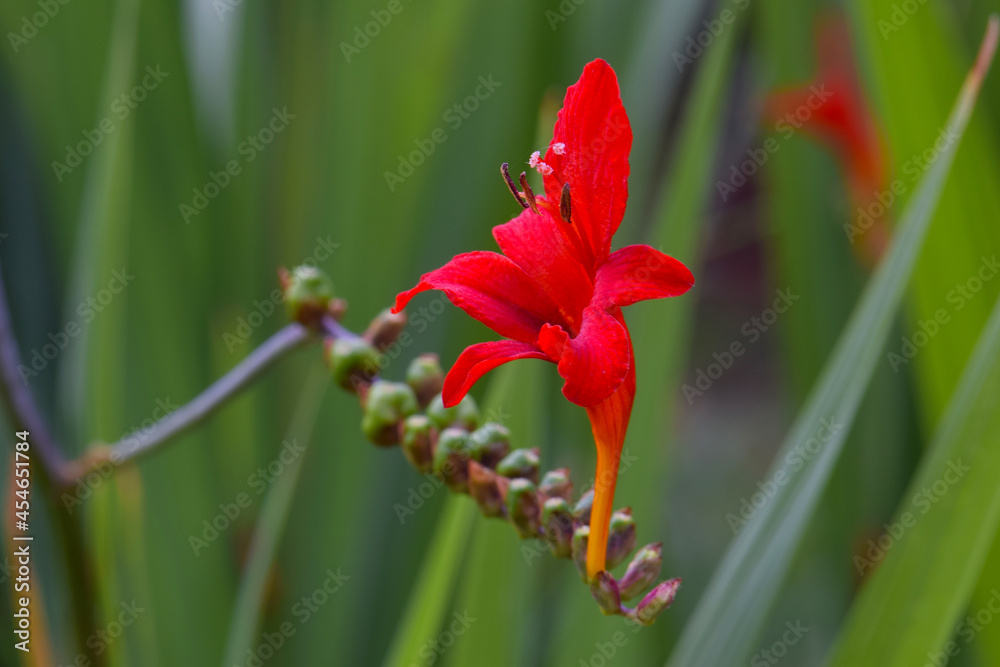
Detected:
left=668, top=19, right=998, bottom=667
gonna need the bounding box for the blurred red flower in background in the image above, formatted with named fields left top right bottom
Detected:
left=765, top=16, right=891, bottom=265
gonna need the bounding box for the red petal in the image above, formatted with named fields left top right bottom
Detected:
left=537, top=306, right=631, bottom=407
left=441, top=340, right=550, bottom=407
left=393, top=251, right=566, bottom=344
left=492, top=205, right=593, bottom=330
left=542, top=59, right=632, bottom=268
left=593, top=244, right=694, bottom=309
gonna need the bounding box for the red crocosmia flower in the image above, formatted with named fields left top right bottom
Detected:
left=765, top=15, right=889, bottom=266
left=392, top=59, right=694, bottom=580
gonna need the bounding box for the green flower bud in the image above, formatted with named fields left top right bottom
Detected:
left=589, top=571, right=622, bottom=616
left=468, top=460, right=506, bottom=518
left=506, top=478, right=541, bottom=539
left=433, top=428, right=472, bottom=493
left=427, top=393, right=480, bottom=432
left=468, top=422, right=511, bottom=468
left=326, top=337, right=379, bottom=392
left=618, top=543, right=663, bottom=601
left=539, top=468, right=573, bottom=501
left=574, top=488, right=594, bottom=525
left=363, top=308, right=408, bottom=350
left=400, top=415, right=434, bottom=473
left=572, top=525, right=590, bottom=581
left=541, top=497, right=574, bottom=558
left=361, top=381, right=418, bottom=446
left=633, top=578, right=681, bottom=626
left=406, top=354, right=444, bottom=407
left=281, top=265, right=334, bottom=327
left=606, top=509, right=637, bottom=570
left=496, top=447, right=539, bottom=483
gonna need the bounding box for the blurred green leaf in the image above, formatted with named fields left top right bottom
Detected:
left=381, top=498, right=476, bottom=667
left=849, top=2, right=1000, bottom=430
left=826, top=238, right=1000, bottom=666
left=667, top=21, right=993, bottom=665
left=221, top=366, right=327, bottom=667
left=849, top=5, right=1000, bottom=663
left=56, top=0, right=140, bottom=440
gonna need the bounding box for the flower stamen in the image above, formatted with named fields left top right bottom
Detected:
left=560, top=183, right=572, bottom=224
left=519, top=171, right=540, bottom=214
left=554, top=181, right=593, bottom=266
left=501, top=163, right=529, bottom=209
left=529, top=151, right=554, bottom=176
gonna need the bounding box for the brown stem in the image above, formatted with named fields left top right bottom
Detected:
left=91, top=322, right=314, bottom=470
left=0, top=264, right=94, bottom=659
left=0, top=268, right=71, bottom=484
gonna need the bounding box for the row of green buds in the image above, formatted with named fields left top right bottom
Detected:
left=325, top=310, right=413, bottom=395
left=320, top=313, right=679, bottom=625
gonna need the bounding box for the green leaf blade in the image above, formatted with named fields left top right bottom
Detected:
left=667, top=18, right=997, bottom=666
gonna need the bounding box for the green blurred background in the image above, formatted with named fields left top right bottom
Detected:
left=2, top=0, right=1000, bottom=665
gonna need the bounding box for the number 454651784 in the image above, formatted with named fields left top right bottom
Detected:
left=14, top=430, right=29, bottom=527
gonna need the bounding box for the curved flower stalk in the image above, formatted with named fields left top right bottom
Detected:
left=764, top=15, right=890, bottom=266
left=392, top=59, right=694, bottom=581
